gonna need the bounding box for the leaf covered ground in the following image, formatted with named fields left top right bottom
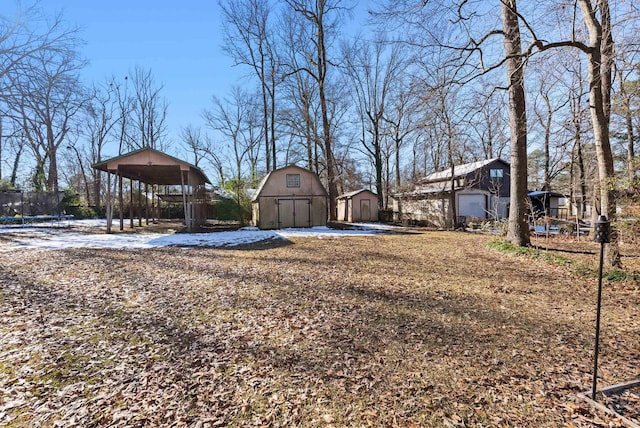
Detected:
left=1, top=228, right=639, bottom=427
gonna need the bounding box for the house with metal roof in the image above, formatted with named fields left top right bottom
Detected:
left=394, top=158, right=510, bottom=227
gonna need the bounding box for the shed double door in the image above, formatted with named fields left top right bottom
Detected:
left=277, top=198, right=311, bottom=228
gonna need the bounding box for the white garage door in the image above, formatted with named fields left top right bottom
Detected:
left=458, top=194, right=487, bottom=219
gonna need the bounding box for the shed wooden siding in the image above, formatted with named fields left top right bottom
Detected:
left=337, top=190, right=379, bottom=222
left=252, top=165, right=328, bottom=229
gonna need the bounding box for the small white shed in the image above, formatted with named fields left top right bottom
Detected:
left=251, top=165, right=328, bottom=229
left=336, top=189, right=379, bottom=222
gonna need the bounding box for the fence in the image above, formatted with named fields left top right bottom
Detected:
left=0, top=190, right=65, bottom=218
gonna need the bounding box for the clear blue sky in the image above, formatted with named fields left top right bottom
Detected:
left=43, top=1, right=238, bottom=147
left=40, top=1, right=369, bottom=153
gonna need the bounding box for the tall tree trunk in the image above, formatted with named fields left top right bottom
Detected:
left=262, top=74, right=271, bottom=172
left=270, top=69, right=277, bottom=170
left=372, top=121, right=384, bottom=210
left=620, top=76, right=635, bottom=182
left=394, top=134, right=401, bottom=191
left=574, top=135, right=587, bottom=218
left=316, top=6, right=337, bottom=221
left=543, top=94, right=552, bottom=191
left=626, top=100, right=634, bottom=182
left=384, top=150, right=390, bottom=209
left=10, top=145, right=23, bottom=188
left=502, top=0, right=530, bottom=246
left=578, top=0, right=620, bottom=266
left=570, top=77, right=587, bottom=219
left=47, top=147, right=59, bottom=193
left=449, top=161, right=456, bottom=229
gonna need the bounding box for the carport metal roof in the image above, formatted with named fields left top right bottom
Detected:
left=93, top=147, right=210, bottom=186
left=92, top=147, right=211, bottom=233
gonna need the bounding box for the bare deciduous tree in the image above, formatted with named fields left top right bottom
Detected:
left=1, top=4, right=82, bottom=190
left=502, top=0, right=530, bottom=246
left=343, top=36, right=403, bottom=210
left=285, top=0, right=351, bottom=220
left=128, top=67, right=168, bottom=151
left=203, top=87, right=262, bottom=223
left=5, top=46, right=87, bottom=192
left=220, top=0, right=280, bottom=172
left=84, top=81, right=118, bottom=205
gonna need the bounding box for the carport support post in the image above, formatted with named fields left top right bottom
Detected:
left=591, top=215, right=610, bottom=402
left=152, top=185, right=157, bottom=223
left=145, top=183, right=149, bottom=225
left=119, top=173, right=124, bottom=231
left=180, top=171, right=189, bottom=231
left=129, top=178, right=134, bottom=229
left=106, top=172, right=112, bottom=233
left=138, top=180, right=142, bottom=227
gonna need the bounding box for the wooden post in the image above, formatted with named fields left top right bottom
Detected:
left=181, top=170, right=188, bottom=231
left=119, top=173, right=124, bottom=231
left=138, top=180, right=142, bottom=227
left=152, top=185, right=157, bottom=223
left=145, top=183, right=149, bottom=225
left=129, top=178, right=134, bottom=229
left=106, top=172, right=112, bottom=233
left=187, top=171, right=192, bottom=231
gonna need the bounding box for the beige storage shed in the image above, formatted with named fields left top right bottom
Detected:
left=336, top=189, right=379, bottom=222
left=252, top=165, right=328, bottom=229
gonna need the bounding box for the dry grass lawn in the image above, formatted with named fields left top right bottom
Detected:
left=1, top=228, right=639, bottom=427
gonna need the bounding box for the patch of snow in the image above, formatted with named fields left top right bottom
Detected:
left=0, top=220, right=393, bottom=251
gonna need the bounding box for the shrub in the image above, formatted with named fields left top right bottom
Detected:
left=0, top=179, right=15, bottom=191
left=617, top=218, right=640, bottom=245
left=61, top=189, right=97, bottom=219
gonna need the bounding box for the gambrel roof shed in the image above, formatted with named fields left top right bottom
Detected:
left=252, top=165, right=328, bottom=229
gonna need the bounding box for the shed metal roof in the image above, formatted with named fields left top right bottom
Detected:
left=419, top=158, right=508, bottom=183
left=336, top=188, right=377, bottom=199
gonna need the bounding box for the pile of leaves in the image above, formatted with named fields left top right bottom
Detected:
left=1, top=229, right=639, bottom=426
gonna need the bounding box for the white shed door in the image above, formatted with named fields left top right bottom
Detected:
left=458, top=194, right=486, bottom=219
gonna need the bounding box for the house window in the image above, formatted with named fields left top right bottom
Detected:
left=490, top=169, right=503, bottom=181
left=286, top=173, right=300, bottom=188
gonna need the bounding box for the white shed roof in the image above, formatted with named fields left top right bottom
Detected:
left=336, top=188, right=377, bottom=200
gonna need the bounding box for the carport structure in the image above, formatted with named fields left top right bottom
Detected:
left=93, top=148, right=211, bottom=233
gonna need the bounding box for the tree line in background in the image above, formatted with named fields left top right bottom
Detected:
left=0, top=1, right=638, bottom=266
